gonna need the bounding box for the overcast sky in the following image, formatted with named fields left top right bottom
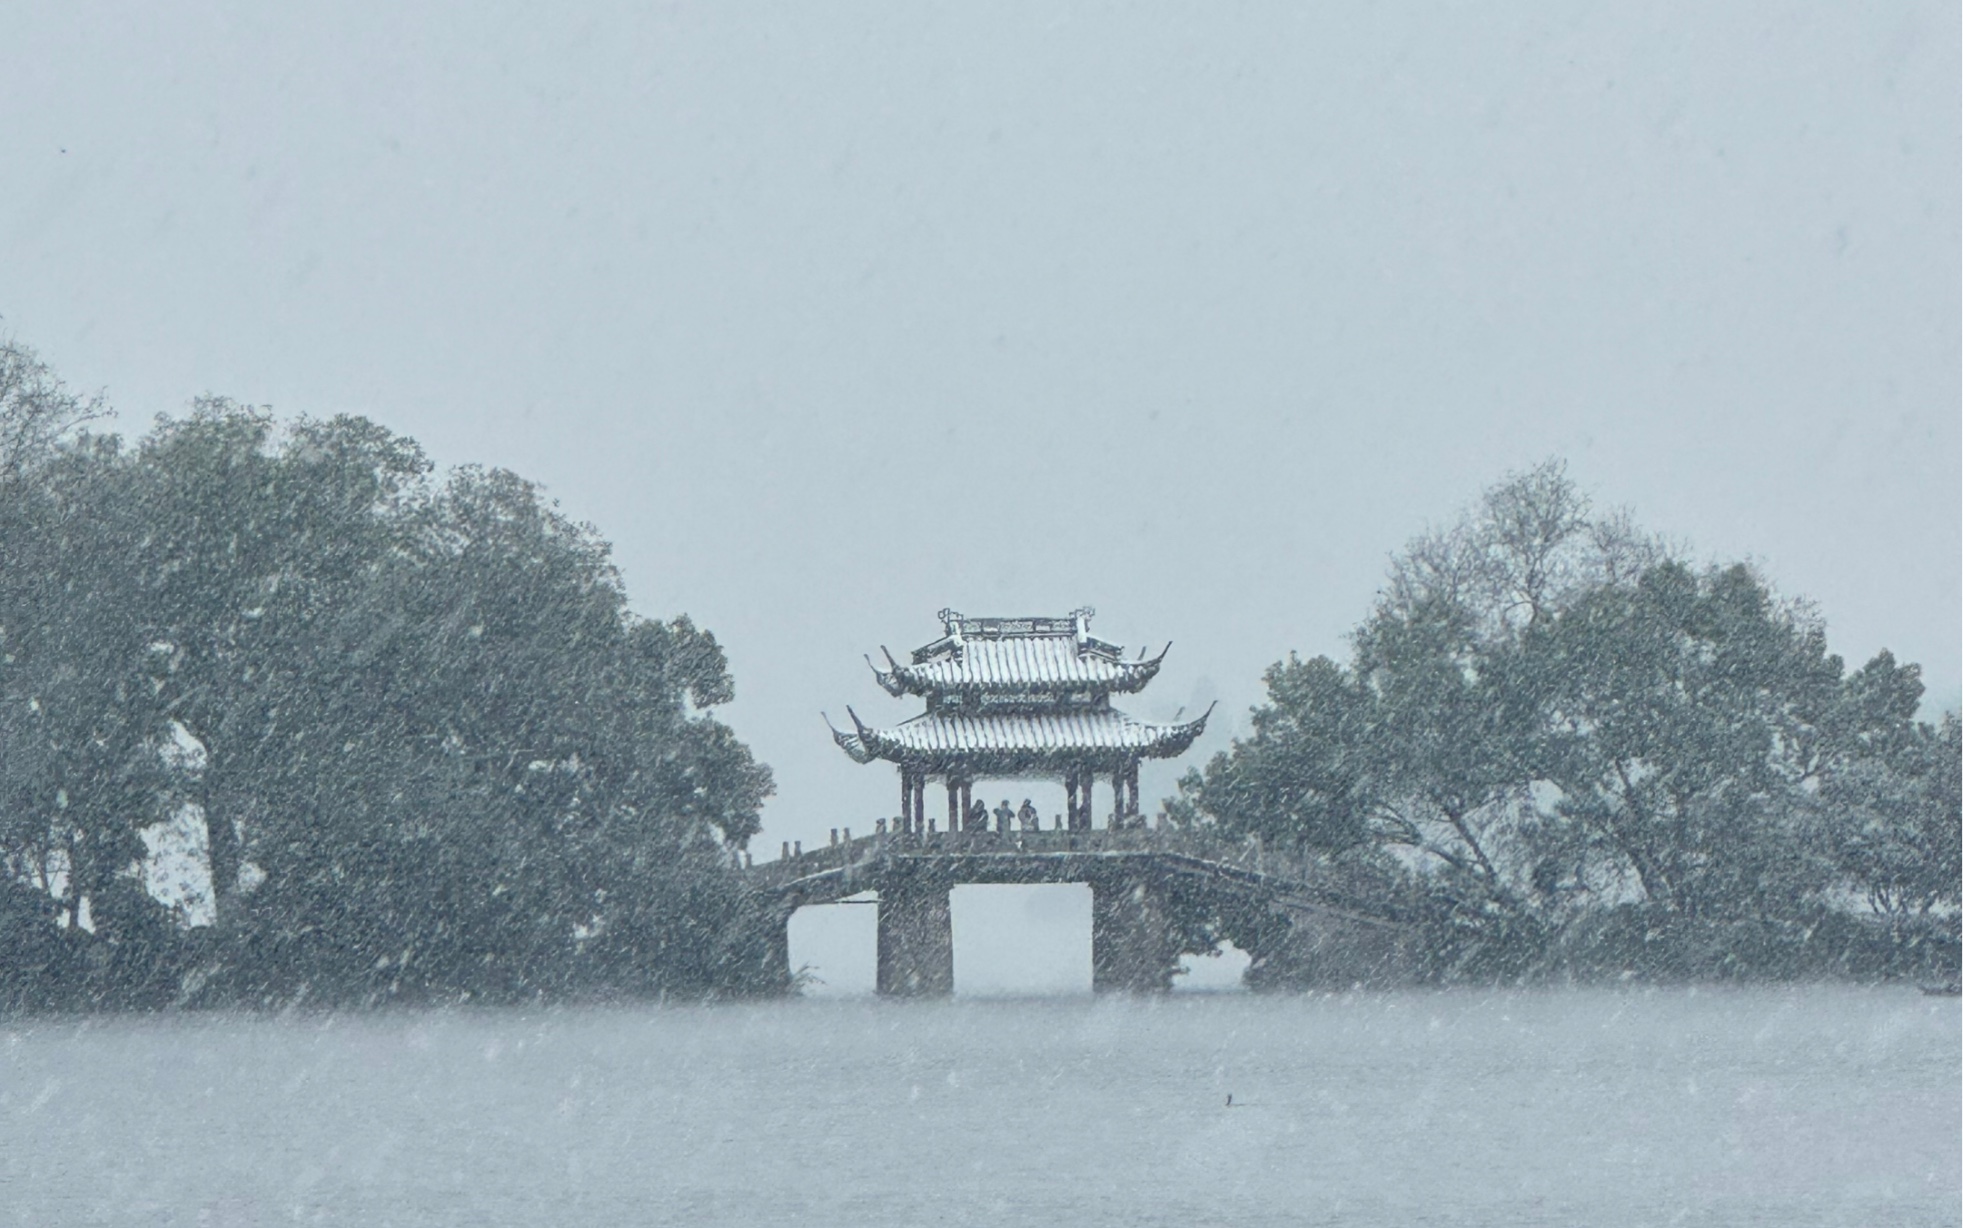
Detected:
left=4, top=2, right=1957, bottom=853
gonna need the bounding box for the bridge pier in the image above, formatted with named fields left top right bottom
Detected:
left=1092, top=878, right=1179, bottom=993
left=876, top=884, right=953, bottom=996
left=761, top=902, right=795, bottom=992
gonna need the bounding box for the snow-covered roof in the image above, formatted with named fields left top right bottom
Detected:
left=830, top=704, right=1212, bottom=771
left=868, top=607, right=1169, bottom=697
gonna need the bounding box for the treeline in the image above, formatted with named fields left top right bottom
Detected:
left=1174, top=463, right=1959, bottom=984
left=0, top=341, right=777, bottom=1013
left=2, top=334, right=1952, bottom=1006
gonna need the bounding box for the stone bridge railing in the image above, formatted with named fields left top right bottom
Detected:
left=742, top=825, right=1405, bottom=933
left=746, top=824, right=1309, bottom=889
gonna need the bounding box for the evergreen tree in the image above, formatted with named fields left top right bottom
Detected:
left=1181, top=460, right=1957, bottom=981
left=0, top=341, right=776, bottom=1011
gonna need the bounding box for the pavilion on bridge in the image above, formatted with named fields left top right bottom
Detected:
left=828, top=608, right=1212, bottom=832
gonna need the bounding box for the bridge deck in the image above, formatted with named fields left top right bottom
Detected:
left=748, top=827, right=1406, bottom=931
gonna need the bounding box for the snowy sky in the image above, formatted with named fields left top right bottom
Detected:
left=3, top=2, right=1957, bottom=855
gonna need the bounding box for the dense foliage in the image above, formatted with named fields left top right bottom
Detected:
left=1176, top=462, right=1959, bottom=984
left=0, top=342, right=776, bottom=1012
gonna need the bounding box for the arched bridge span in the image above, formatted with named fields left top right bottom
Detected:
left=747, top=828, right=1413, bottom=994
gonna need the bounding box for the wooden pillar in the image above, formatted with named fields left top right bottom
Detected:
left=1080, top=768, right=1095, bottom=831
left=960, top=780, right=973, bottom=829
left=947, top=777, right=961, bottom=831
left=1110, top=768, right=1125, bottom=828
left=1065, top=772, right=1080, bottom=830
left=1128, top=763, right=1141, bottom=823
left=913, top=775, right=927, bottom=831
left=900, top=770, right=913, bottom=832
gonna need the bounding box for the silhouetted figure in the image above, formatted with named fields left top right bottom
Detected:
left=1018, top=799, right=1039, bottom=831
left=968, top=797, right=989, bottom=833
left=993, top=799, right=1014, bottom=833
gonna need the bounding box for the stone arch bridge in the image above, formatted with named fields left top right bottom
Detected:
left=747, top=827, right=1415, bottom=994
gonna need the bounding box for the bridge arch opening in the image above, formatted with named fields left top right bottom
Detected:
left=1173, top=940, right=1253, bottom=992
left=786, top=892, right=878, bottom=996
left=949, top=883, right=1092, bottom=996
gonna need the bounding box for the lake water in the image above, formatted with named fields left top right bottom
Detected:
left=2, top=987, right=1955, bottom=1227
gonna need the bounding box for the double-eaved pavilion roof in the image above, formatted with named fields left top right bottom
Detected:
left=831, top=608, right=1212, bottom=774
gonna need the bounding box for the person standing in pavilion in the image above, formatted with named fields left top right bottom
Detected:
left=1018, top=798, right=1039, bottom=832
left=967, top=796, right=989, bottom=833
left=993, top=799, right=1014, bottom=833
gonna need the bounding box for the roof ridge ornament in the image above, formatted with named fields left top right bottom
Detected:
left=937, top=608, right=966, bottom=660
left=866, top=651, right=908, bottom=697
left=822, top=710, right=876, bottom=764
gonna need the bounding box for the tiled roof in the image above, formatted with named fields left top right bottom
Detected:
left=868, top=609, right=1169, bottom=696
left=830, top=704, right=1213, bottom=769
left=872, top=636, right=1168, bottom=696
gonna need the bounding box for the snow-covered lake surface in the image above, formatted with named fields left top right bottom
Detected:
left=2, top=986, right=1955, bottom=1226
